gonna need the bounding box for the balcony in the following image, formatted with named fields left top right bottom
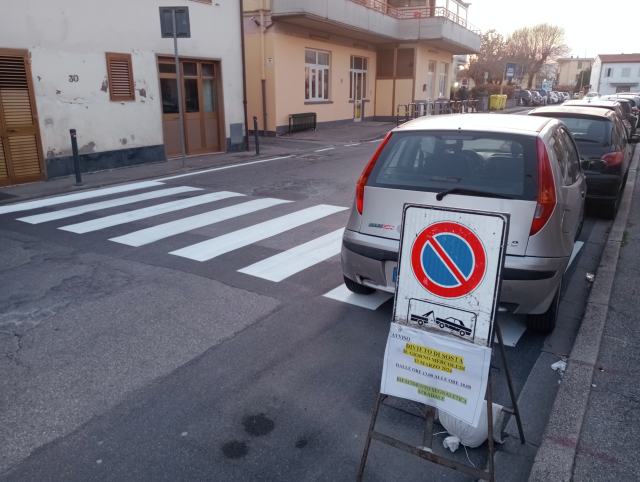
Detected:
left=270, top=0, right=481, bottom=54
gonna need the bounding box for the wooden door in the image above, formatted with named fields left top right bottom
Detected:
left=0, top=50, right=44, bottom=186
left=158, top=58, right=223, bottom=158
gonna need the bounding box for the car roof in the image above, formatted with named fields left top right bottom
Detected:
left=394, top=113, right=553, bottom=134
left=564, top=99, right=620, bottom=108
left=528, top=105, right=616, bottom=119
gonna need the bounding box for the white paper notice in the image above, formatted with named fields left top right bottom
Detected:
left=381, top=323, right=492, bottom=427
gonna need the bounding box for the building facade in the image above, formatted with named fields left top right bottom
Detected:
left=0, top=0, right=246, bottom=186
left=556, top=57, right=593, bottom=88
left=590, top=54, right=640, bottom=95
left=243, top=0, right=480, bottom=135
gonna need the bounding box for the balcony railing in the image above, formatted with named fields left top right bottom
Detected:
left=349, top=0, right=480, bottom=34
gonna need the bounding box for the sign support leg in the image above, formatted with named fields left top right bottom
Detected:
left=357, top=393, right=385, bottom=481
left=495, top=322, right=526, bottom=444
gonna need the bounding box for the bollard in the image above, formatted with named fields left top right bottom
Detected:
left=253, top=116, right=260, bottom=156
left=70, top=129, right=82, bottom=185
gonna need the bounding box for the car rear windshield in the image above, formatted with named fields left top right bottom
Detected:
left=554, top=116, right=612, bottom=145
left=368, top=131, right=538, bottom=200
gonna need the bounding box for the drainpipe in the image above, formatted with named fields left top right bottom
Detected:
left=239, top=0, right=249, bottom=150
left=260, top=8, right=268, bottom=136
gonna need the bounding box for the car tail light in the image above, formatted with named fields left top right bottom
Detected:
left=355, top=132, right=392, bottom=215
left=530, top=138, right=557, bottom=236
left=601, top=151, right=624, bottom=168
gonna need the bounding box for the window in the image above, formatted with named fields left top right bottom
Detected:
left=396, top=48, right=415, bottom=78
left=305, top=49, right=330, bottom=101
left=377, top=49, right=394, bottom=77
left=367, top=131, right=538, bottom=200
left=622, top=67, right=630, bottom=78
left=106, top=52, right=135, bottom=101
left=553, top=129, right=580, bottom=185
left=438, top=62, right=449, bottom=98
left=605, top=67, right=613, bottom=77
left=577, top=61, right=582, bottom=69
left=350, top=56, right=368, bottom=100
left=426, top=61, right=436, bottom=99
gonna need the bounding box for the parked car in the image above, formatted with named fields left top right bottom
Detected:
left=585, top=92, right=599, bottom=98
left=515, top=89, right=533, bottom=106
left=548, top=91, right=559, bottom=104
left=529, top=105, right=638, bottom=218
left=563, top=99, right=633, bottom=136
left=341, top=114, right=586, bottom=333
left=531, top=91, right=546, bottom=105
left=600, top=96, right=639, bottom=130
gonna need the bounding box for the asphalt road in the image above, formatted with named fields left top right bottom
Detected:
left=0, top=138, right=610, bottom=481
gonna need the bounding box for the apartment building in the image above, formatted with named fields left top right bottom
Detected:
left=243, top=0, right=480, bottom=135
left=0, top=0, right=246, bottom=186
left=590, top=53, right=640, bottom=95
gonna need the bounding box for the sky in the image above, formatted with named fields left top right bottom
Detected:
left=468, top=0, right=639, bottom=58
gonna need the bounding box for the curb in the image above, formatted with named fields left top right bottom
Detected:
left=528, top=148, right=639, bottom=481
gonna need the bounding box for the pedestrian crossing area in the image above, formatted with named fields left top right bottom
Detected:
left=0, top=180, right=532, bottom=346
left=0, top=181, right=389, bottom=311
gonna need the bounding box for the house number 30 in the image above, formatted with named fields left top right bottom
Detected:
left=68, top=75, right=79, bottom=82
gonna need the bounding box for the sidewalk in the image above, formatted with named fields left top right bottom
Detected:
left=530, top=147, right=640, bottom=481
left=0, top=121, right=396, bottom=204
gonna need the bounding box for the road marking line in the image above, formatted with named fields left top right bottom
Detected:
left=238, top=228, right=345, bottom=282
left=323, top=284, right=392, bottom=310
left=59, top=191, right=244, bottom=234
left=0, top=181, right=164, bottom=215
left=368, top=139, right=382, bottom=143
left=566, top=241, right=585, bottom=271
left=344, top=143, right=361, bottom=147
left=314, top=147, right=335, bottom=152
left=17, top=187, right=201, bottom=224
left=110, top=198, right=290, bottom=247
left=496, top=314, right=527, bottom=348
left=170, top=204, right=348, bottom=262
left=156, top=156, right=293, bottom=181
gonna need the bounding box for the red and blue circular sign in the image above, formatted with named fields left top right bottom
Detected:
left=411, top=221, right=487, bottom=298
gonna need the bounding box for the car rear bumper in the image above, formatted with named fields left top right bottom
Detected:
left=342, top=229, right=568, bottom=315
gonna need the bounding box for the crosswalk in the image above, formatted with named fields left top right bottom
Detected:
left=1, top=181, right=381, bottom=312
left=0, top=180, right=558, bottom=347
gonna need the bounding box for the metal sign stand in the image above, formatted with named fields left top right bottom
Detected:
left=357, top=322, right=525, bottom=482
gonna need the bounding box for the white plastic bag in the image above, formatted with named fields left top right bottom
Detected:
left=438, top=403, right=504, bottom=448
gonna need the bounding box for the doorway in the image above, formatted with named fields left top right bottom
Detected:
left=158, top=57, right=224, bottom=157
left=350, top=56, right=368, bottom=122
left=0, top=49, right=44, bottom=186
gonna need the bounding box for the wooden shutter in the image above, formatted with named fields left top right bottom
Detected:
left=0, top=51, right=43, bottom=184
left=0, top=137, right=8, bottom=182
left=106, top=52, right=135, bottom=101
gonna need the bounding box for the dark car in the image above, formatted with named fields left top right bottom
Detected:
left=529, top=105, right=638, bottom=218
left=515, top=89, right=533, bottom=106
left=563, top=99, right=634, bottom=136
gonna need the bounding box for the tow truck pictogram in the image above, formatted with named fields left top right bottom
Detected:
left=410, top=310, right=473, bottom=337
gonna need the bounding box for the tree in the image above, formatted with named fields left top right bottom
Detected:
left=467, top=30, right=508, bottom=85
left=506, top=24, right=569, bottom=88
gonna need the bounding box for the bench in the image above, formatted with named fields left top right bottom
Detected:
left=288, top=112, right=317, bottom=135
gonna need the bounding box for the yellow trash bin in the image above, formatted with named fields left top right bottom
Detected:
left=489, top=95, right=499, bottom=111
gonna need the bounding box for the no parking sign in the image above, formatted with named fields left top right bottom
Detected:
left=393, top=205, right=508, bottom=347
left=381, top=205, right=508, bottom=426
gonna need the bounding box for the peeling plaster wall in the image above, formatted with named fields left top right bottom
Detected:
left=1, top=0, right=245, bottom=159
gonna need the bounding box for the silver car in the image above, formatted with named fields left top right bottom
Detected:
left=341, top=114, right=586, bottom=333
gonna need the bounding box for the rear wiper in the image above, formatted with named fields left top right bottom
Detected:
left=436, top=187, right=515, bottom=201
